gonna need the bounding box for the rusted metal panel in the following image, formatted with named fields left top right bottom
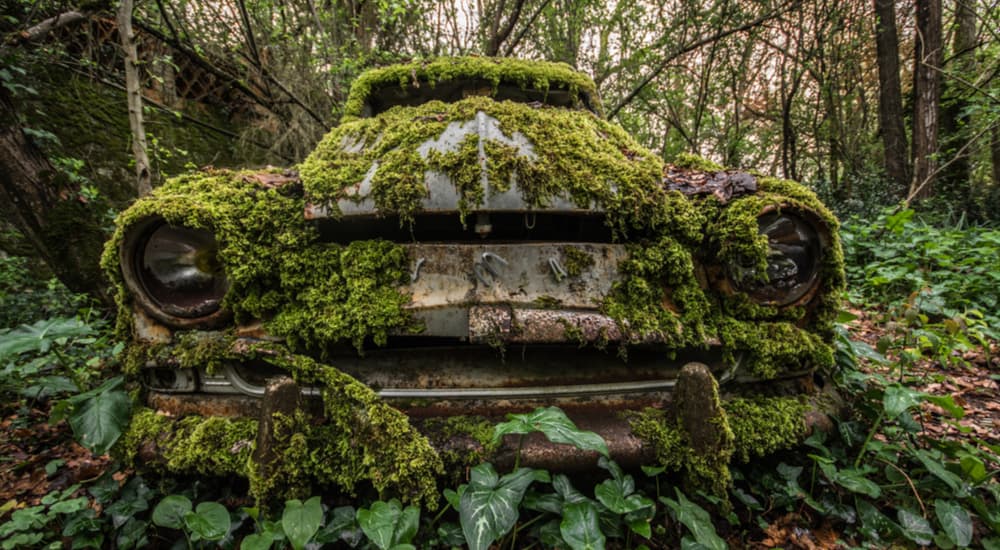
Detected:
left=663, top=165, right=757, bottom=203
left=469, top=306, right=623, bottom=344
left=242, top=170, right=300, bottom=190
left=133, top=306, right=173, bottom=343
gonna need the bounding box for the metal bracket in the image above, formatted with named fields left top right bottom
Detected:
left=548, top=256, right=568, bottom=282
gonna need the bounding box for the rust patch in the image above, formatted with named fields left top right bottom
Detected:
left=148, top=392, right=262, bottom=417
left=133, top=306, right=173, bottom=343
left=663, top=166, right=757, bottom=203
left=242, top=170, right=301, bottom=190
left=469, top=306, right=623, bottom=344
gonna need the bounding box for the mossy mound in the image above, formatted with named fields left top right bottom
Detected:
left=340, top=56, right=601, bottom=122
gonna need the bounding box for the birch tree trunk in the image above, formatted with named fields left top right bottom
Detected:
left=118, top=0, right=152, bottom=197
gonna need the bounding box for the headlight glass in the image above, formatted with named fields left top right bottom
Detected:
left=733, top=212, right=821, bottom=306
left=137, top=225, right=228, bottom=318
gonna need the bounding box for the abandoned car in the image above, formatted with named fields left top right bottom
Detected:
left=107, top=57, right=845, bottom=505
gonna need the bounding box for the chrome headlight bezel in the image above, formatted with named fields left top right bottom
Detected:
left=119, top=217, right=230, bottom=328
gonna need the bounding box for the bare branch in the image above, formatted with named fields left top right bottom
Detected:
left=607, top=1, right=798, bottom=119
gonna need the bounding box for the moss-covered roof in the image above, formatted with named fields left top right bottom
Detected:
left=341, top=57, right=602, bottom=122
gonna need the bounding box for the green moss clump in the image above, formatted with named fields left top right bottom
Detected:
left=724, top=397, right=809, bottom=463
left=627, top=408, right=732, bottom=498
left=117, top=408, right=256, bottom=477
left=340, top=57, right=601, bottom=122
left=671, top=153, right=724, bottom=172
left=561, top=246, right=596, bottom=278
left=718, top=320, right=834, bottom=379
left=258, top=348, right=443, bottom=509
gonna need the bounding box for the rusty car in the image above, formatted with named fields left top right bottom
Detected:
left=106, top=57, right=845, bottom=504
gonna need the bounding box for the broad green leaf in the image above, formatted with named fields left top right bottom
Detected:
left=560, top=501, right=606, bottom=550
left=660, top=490, right=727, bottom=550
left=68, top=386, right=131, bottom=455
left=492, top=406, right=609, bottom=457
left=240, top=533, right=275, bottom=550
left=282, top=497, right=323, bottom=550
left=315, top=505, right=361, bottom=546
left=883, top=384, right=923, bottom=418
left=459, top=464, right=545, bottom=550
left=926, top=395, right=965, bottom=419
left=184, top=502, right=230, bottom=541
left=914, top=450, right=967, bottom=496
left=358, top=499, right=419, bottom=550
left=818, top=463, right=881, bottom=498
left=628, top=518, right=652, bottom=538
left=552, top=474, right=589, bottom=504
left=152, top=495, right=192, bottom=530
left=935, top=500, right=972, bottom=547
left=897, top=508, right=934, bottom=546
left=0, top=317, right=92, bottom=361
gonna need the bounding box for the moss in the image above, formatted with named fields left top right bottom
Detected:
left=255, top=347, right=443, bottom=509
left=561, top=246, right=595, bottom=278
left=717, top=320, right=834, bottom=379
left=627, top=408, right=732, bottom=498
left=300, top=95, right=663, bottom=226
left=340, top=57, right=601, bottom=122
left=724, top=397, right=809, bottom=463
left=117, top=408, right=255, bottom=477
left=671, top=153, right=724, bottom=172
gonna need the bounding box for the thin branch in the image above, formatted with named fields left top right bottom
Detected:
left=905, top=120, right=998, bottom=207
left=501, top=0, right=552, bottom=57
left=9, top=9, right=91, bottom=45
left=607, top=0, right=799, bottom=118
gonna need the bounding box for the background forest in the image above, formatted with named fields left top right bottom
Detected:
left=1, top=0, right=999, bottom=548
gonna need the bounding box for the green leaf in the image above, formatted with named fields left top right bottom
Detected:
left=184, top=502, right=230, bottom=541
left=459, top=464, right=545, bottom=550
left=660, top=490, right=726, bottom=550
left=152, top=495, right=192, bottom=530
left=282, top=497, right=323, bottom=550
left=560, top=501, right=606, bottom=550
left=897, top=508, right=934, bottom=546
left=935, top=500, right=972, bottom=547
left=818, top=463, right=881, bottom=498
left=914, top=450, right=967, bottom=496
left=628, top=518, right=652, bottom=538
left=926, top=395, right=965, bottom=419
left=492, top=406, right=609, bottom=457
left=357, top=499, right=419, bottom=550
left=0, top=317, right=92, bottom=361
left=883, top=384, right=924, bottom=418
left=67, top=385, right=131, bottom=455
left=240, top=533, right=275, bottom=550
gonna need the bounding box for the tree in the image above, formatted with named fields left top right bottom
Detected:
left=874, top=0, right=910, bottom=192
left=910, top=0, right=943, bottom=200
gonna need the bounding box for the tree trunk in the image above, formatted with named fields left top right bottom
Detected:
left=0, top=86, right=111, bottom=304
left=938, top=0, right=976, bottom=207
left=874, top=0, right=910, bottom=193
left=118, top=0, right=153, bottom=197
left=910, top=0, right=942, bottom=200
left=992, top=125, right=1000, bottom=189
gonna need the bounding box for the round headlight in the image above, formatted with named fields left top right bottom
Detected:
left=732, top=211, right=822, bottom=306
left=121, top=219, right=229, bottom=325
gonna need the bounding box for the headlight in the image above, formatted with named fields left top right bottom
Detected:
left=121, top=219, right=229, bottom=325
left=731, top=211, right=822, bottom=306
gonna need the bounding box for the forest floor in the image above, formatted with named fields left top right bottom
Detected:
left=1, top=308, right=998, bottom=547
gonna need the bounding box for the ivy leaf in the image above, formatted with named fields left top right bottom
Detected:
left=660, top=489, right=726, bottom=550
left=560, top=501, right=606, bottom=550
left=184, top=502, right=231, bottom=542
left=818, top=463, right=881, bottom=498
left=459, top=464, right=546, bottom=550
left=897, top=508, right=934, bottom=546
left=282, top=497, right=323, bottom=550
left=0, top=317, right=92, bottom=361
left=882, top=384, right=924, bottom=418
left=152, top=495, right=192, bottom=530
left=935, top=500, right=973, bottom=548
left=357, top=499, right=420, bottom=550
left=492, top=407, right=609, bottom=457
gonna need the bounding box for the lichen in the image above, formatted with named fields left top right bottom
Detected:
left=339, top=57, right=601, bottom=122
